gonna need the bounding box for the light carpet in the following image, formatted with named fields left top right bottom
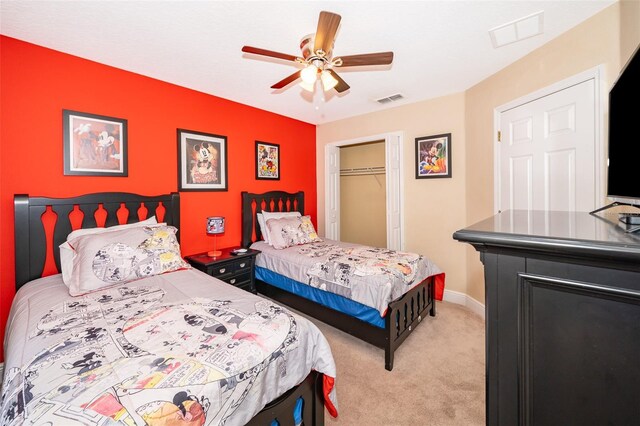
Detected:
left=297, top=301, right=486, bottom=425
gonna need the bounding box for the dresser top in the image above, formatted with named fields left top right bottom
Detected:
left=453, top=210, right=640, bottom=262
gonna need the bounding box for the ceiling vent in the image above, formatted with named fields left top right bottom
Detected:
left=489, top=11, right=544, bottom=48
left=376, top=93, right=404, bottom=104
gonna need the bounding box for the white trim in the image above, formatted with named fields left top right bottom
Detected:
left=442, top=289, right=485, bottom=319
left=493, top=65, right=606, bottom=213
left=324, top=131, right=405, bottom=250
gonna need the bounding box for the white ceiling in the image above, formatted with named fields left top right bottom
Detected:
left=0, top=1, right=615, bottom=125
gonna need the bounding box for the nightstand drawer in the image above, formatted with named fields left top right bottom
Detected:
left=210, top=263, right=233, bottom=277
left=233, top=258, right=253, bottom=273
left=209, top=259, right=253, bottom=277
left=222, top=272, right=251, bottom=287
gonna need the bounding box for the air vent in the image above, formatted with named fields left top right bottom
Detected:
left=489, top=11, right=544, bottom=48
left=375, top=93, right=404, bottom=104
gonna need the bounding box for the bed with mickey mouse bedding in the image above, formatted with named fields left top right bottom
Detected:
left=2, top=192, right=337, bottom=426
left=241, top=191, right=445, bottom=372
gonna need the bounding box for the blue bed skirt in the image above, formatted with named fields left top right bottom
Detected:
left=255, top=266, right=385, bottom=329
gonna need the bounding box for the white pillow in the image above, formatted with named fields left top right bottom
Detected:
left=260, top=211, right=301, bottom=245
left=65, top=224, right=188, bottom=296
left=59, top=216, right=158, bottom=286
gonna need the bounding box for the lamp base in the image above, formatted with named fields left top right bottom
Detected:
left=207, top=250, right=222, bottom=257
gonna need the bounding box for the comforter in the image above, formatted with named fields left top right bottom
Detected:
left=1, top=269, right=337, bottom=425
left=252, top=239, right=444, bottom=316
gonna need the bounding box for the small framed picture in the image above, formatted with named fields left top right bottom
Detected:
left=63, top=109, right=128, bottom=176
left=415, top=133, right=452, bottom=179
left=255, top=141, right=280, bottom=180
left=177, top=129, right=228, bottom=191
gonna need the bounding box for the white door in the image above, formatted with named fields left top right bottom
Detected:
left=385, top=133, right=403, bottom=249
left=498, top=79, right=596, bottom=212
left=325, top=144, right=340, bottom=240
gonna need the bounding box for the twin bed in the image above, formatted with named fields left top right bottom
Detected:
left=3, top=192, right=334, bottom=426
left=2, top=189, right=444, bottom=425
left=241, top=191, right=444, bottom=372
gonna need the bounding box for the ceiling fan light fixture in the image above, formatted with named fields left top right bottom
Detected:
left=242, top=11, right=390, bottom=95
left=300, top=64, right=319, bottom=84
left=299, top=79, right=316, bottom=92
left=320, top=70, right=338, bottom=91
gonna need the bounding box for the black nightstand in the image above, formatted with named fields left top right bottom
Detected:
left=185, top=247, right=260, bottom=293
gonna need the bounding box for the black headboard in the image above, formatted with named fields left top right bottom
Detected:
left=14, top=192, right=180, bottom=290
left=241, top=191, right=304, bottom=248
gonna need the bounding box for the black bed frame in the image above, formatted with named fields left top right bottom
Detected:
left=241, top=190, right=436, bottom=371
left=13, top=192, right=324, bottom=426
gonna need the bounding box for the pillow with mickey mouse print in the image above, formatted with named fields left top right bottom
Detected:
left=65, top=224, right=190, bottom=296
left=267, top=215, right=322, bottom=250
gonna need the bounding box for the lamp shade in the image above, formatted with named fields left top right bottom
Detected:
left=320, top=70, right=338, bottom=91
left=300, top=64, right=318, bottom=84
left=206, top=216, right=225, bottom=235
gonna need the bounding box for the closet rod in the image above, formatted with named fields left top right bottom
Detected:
left=340, top=166, right=386, bottom=176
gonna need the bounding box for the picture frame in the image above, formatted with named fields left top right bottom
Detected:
left=63, top=109, right=128, bottom=176
left=415, top=133, right=452, bottom=179
left=177, top=129, right=228, bottom=191
left=255, top=141, right=280, bottom=180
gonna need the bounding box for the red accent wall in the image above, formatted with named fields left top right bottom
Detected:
left=0, top=36, right=317, bottom=361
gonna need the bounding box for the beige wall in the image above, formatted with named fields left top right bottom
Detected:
left=318, top=2, right=633, bottom=304
left=620, top=0, right=640, bottom=64
left=464, top=3, right=623, bottom=302
left=317, top=93, right=468, bottom=294
left=340, top=141, right=387, bottom=247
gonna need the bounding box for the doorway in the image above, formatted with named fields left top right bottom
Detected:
left=325, top=131, right=404, bottom=250
left=340, top=141, right=387, bottom=246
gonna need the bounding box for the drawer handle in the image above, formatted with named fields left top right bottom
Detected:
left=219, top=268, right=226, bottom=274
left=230, top=278, right=236, bottom=284
left=239, top=263, right=246, bottom=268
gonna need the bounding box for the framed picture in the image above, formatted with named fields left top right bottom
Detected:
left=255, top=141, right=280, bottom=180
left=63, top=109, right=128, bottom=176
left=415, top=133, right=452, bottom=179
left=177, top=129, right=228, bottom=191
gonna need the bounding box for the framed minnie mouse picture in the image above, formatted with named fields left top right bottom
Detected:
left=255, top=141, right=280, bottom=180
left=63, top=109, right=128, bottom=176
left=177, top=129, right=228, bottom=191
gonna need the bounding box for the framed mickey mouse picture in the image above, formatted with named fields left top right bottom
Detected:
left=63, top=109, right=128, bottom=176
left=177, top=129, right=228, bottom=191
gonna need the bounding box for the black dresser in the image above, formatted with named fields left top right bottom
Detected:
left=453, top=210, right=640, bottom=426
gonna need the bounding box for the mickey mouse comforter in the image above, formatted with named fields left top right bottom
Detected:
left=0, top=269, right=337, bottom=425
left=252, top=239, right=444, bottom=316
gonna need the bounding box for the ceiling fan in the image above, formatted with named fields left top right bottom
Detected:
left=241, top=11, right=393, bottom=93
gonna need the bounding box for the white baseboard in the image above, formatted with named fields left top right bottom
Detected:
left=442, top=289, right=485, bottom=319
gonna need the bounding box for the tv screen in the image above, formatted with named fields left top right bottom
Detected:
left=607, top=45, right=640, bottom=202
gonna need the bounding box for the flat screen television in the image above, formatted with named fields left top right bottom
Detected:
left=606, top=44, right=640, bottom=207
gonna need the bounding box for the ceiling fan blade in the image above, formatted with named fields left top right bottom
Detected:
left=242, top=46, right=300, bottom=62
left=335, top=52, right=394, bottom=67
left=327, top=69, right=350, bottom=93
left=314, top=11, right=341, bottom=55
left=271, top=71, right=301, bottom=89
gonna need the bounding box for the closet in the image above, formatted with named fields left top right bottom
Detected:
left=339, top=141, right=386, bottom=247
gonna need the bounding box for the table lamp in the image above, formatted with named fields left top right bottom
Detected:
left=206, top=216, right=225, bottom=257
